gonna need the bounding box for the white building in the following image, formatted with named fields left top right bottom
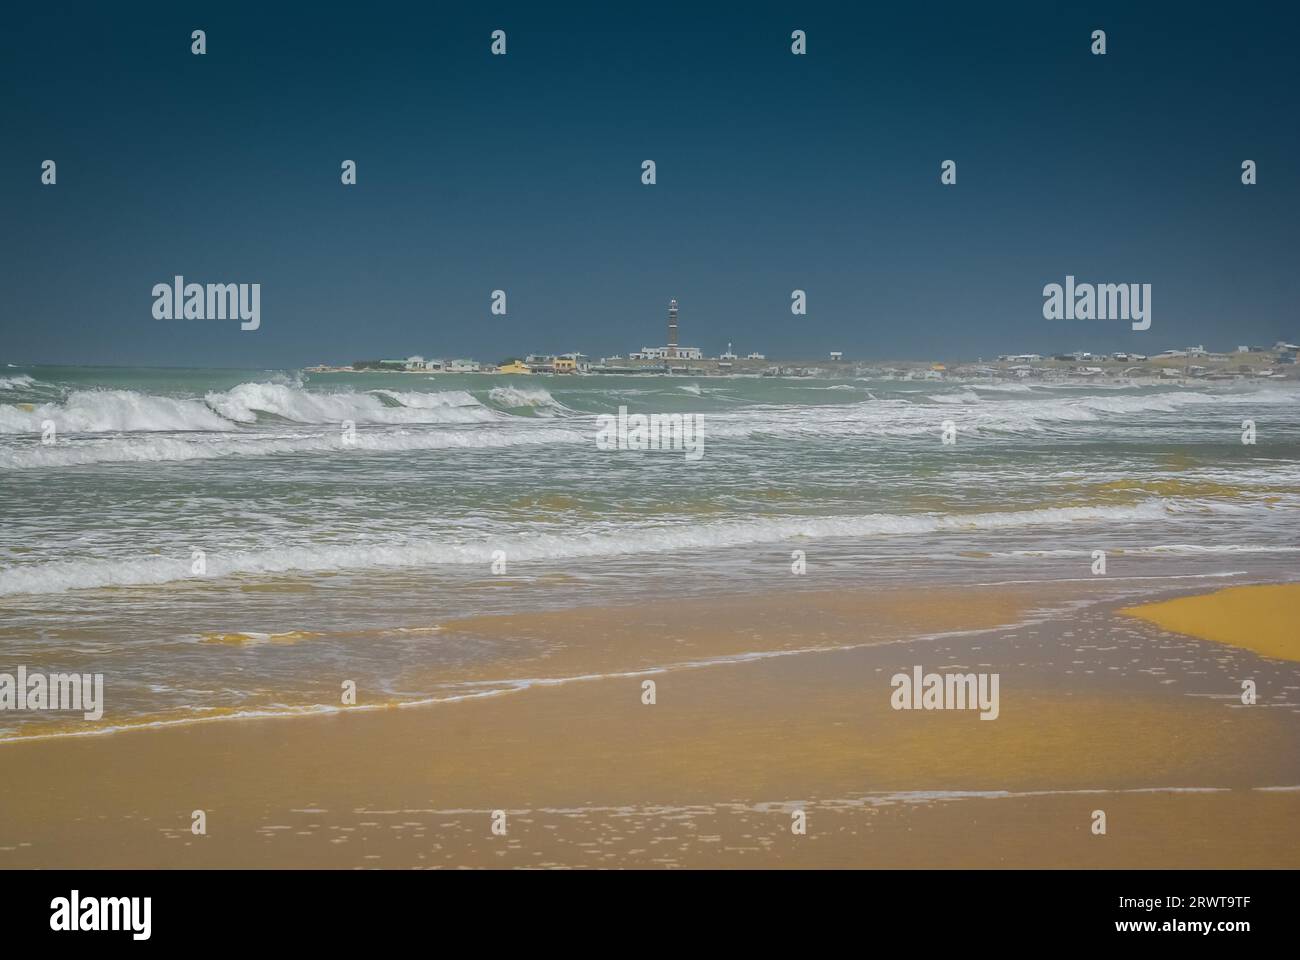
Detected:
left=631, top=345, right=703, bottom=360
left=559, top=352, right=591, bottom=372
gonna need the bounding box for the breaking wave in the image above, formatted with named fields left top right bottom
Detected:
left=2, top=380, right=1296, bottom=466
left=207, top=383, right=496, bottom=425
left=487, top=385, right=569, bottom=415
left=0, top=389, right=234, bottom=433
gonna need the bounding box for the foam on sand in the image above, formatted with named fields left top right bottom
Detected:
left=1120, top=582, right=1300, bottom=661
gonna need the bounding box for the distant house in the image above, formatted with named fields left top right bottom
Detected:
left=554, top=357, right=577, bottom=373
left=829, top=351, right=844, bottom=361
left=746, top=352, right=766, bottom=360
left=558, top=352, right=590, bottom=372
left=631, top=345, right=703, bottom=360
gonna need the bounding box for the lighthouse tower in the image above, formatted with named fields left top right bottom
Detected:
left=667, top=299, right=679, bottom=357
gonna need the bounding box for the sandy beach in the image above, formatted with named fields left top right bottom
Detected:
left=2, top=580, right=1297, bottom=868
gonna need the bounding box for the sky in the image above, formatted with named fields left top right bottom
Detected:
left=1, top=1, right=1297, bottom=367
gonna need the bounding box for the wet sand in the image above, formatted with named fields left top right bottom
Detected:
left=1, top=581, right=1297, bottom=868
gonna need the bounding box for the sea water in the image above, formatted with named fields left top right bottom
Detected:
left=1, top=365, right=1297, bottom=738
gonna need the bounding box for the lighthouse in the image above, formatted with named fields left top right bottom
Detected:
left=629, top=298, right=701, bottom=361
left=667, top=298, right=679, bottom=357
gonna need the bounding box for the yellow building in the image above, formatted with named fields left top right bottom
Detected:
left=497, top=361, right=531, bottom=374
left=554, top=357, right=577, bottom=373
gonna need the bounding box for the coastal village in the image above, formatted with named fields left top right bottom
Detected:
left=308, top=299, right=1300, bottom=383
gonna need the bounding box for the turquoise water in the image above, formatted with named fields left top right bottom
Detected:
left=2, top=365, right=1298, bottom=737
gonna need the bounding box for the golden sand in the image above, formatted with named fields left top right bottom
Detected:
left=1, top=581, right=1297, bottom=867
left=1120, top=582, right=1300, bottom=662
left=0, top=631, right=1296, bottom=868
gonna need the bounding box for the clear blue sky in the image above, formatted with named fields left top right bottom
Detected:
left=1, top=1, right=1297, bottom=366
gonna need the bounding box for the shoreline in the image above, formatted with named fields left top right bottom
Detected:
left=1, top=579, right=1297, bottom=867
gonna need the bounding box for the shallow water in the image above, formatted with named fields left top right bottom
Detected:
left=1, top=365, right=1297, bottom=737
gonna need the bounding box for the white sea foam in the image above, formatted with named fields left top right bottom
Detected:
left=3, top=382, right=1297, bottom=465
left=0, top=422, right=587, bottom=468
left=487, top=385, right=568, bottom=413
left=0, top=389, right=234, bottom=434
left=0, top=499, right=1223, bottom=596
left=373, top=388, right=483, bottom=411
left=205, top=382, right=495, bottom=425
left=0, top=375, right=36, bottom=390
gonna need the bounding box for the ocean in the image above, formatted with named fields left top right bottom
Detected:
left=2, top=365, right=1298, bottom=740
